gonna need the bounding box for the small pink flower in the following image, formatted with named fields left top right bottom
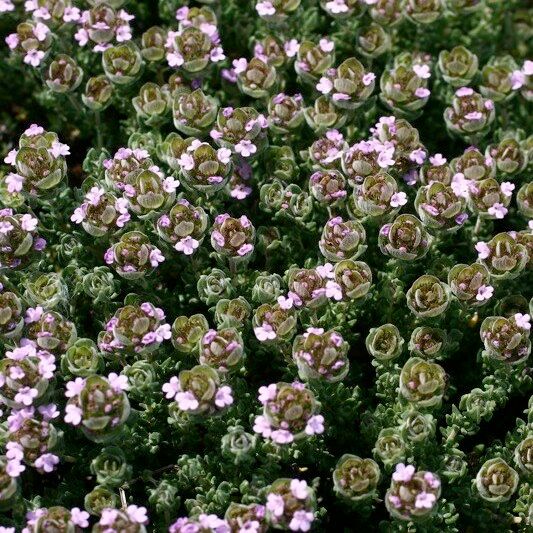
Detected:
left=326, top=0, right=349, bottom=13
left=178, top=153, right=195, bottom=171
left=290, top=479, right=309, bottom=500
left=429, top=153, right=446, bottom=166
left=71, top=508, right=89, bottom=528
left=235, top=140, right=257, bottom=158
left=175, top=236, right=200, bottom=255
left=15, top=386, right=38, bottom=406
left=126, top=505, right=148, bottom=525
left=362, top=72, right=376, bottom=86
left=392, top=463, right=415, bottom=482
left=149, top=248, right=165, bottom=267
left=232, top=58, right=248, bottom=74
left=487, top=202, right=508, bottom=219
left=316, top=77, right=333, bottom=94
left=277, top=295, right=294, bottom=310
left=319, top=38, right=334, bottom=53
left=254, top=323, right=276, bottom=341
left=237, top=243, right=253, bottom=256
left=215, top=386, right=233, bottom=408
left=415, top=87, right=430, bottom=98
left=413, top=64, right=431, bottom=79
left=33, top=22, right=49, bottom=41
left=377, top=148, right=395, bottom=168
left=409, top=148, right=426, bottom=165
left=162, top=377, right=180, bottom=400
left=108, top=372, right=129, bottom=392
left=25, top=306, right=43, bottom=324
left=256, top=1, right=276, bottom=16
left=465, top=111, right=483, bottom=121
left=210, top=46, right=226, bottom=63
left=514, top=313, right=531, bottom=330
left=500, top=182, right=515, bottom=197
left=65, top=377, right=85, bottom=398
left=212, top=230, right=225, bottom=247
left=63, top=7, right=81, bottom=22
left=5, top=33, right=18, bottom=49
left=325, top=280, right=342, bottom=301
left=271, top=429, right=294, bottom=444
left=24, top=49, right=45, bottom=67
left=5, top=173, right=24, bottom=193
left=390, top=191, right=408, bottom=208
left=423, top=472, right=441, bottom=489
left=6, top=460, right=25, bottom=477
left=415, top=491, right=436, bottom=509
left=258, top=384, right=277, bottom=404
left=175, top=391, right=199, bottom=411
left=253, top=415, right=272, bottom=437
left=305, top=414, right=324, bottom=435
left=284, top=39, right=299, bottom=57
left=476, top=285, right=494, bottom=301
left=456, top=87, right=474, bottom=97
left=475, top=241, right=490, bottom=259
left=332, top=92, right=350, bottom=101
left=217, top=147, right=232, bottom=164
left=266, top=493, right=284, bottom=517
left=35, top=453, right=59, bottom=473
left=511, top=70, right=526, bottom=90
left=289, top=510, right=314, bottom=532
left=167, top=52, right=184, bottom=67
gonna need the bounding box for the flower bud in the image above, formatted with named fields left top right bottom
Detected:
left=385, top=465, right=441, bottom=521
left=415, top=182, right=466, bottom=232
left=252, top=273, right=284, bottom=304
left=478, top=232, right=528, bottom=280
left=451, top=147, right=495, bottom=181
left=169, top=26, right=214, bottom=74
left=221, top=426, right=258, bottom=464
left=353, top=173, right=401, bottom=218
left=61, top=338, right=103, bottom=377
left=357, top=23, right=391, bottom=58
left=81, top=267, right=119, bottom=305
left=132, top=82, right=171, bottom=126
left=369, top=0, right=404, bottom=26
left=268, top=93, right=304, bottom=135
left=408, top=327, right=447, bottom=359
left=141, top=26, right=167, bottom=62
left=265, top=478, right=316, bottom=531
left=237, top=57, right=277, bottom=99
left=480, top=315, right=531, bottom=364
left=84, top=486, right=118, bottom=516
left=366, top=323, right=404, bottom=361
left=26, top=309, right=76, bottom=354
left=253, top=302, right=297, bottom=344
left=23, top=272, right=68, bottom=309
left=480, top=56, right=519, bottom=102
left=320, top=0, right=365, bottom=18
left=295, top=40, right=335, bottom=84
left=378, top=214, right=432, bottom=261
left=319, top=217, right=366, bottom=262
left=200, top=327, right=244, bottom=373
left=467, top=178, right=511, bottom=220
left=406, top=275, right=450, bottom=318
left=214, top=297, right=251, bottom=329
left=475, top=458, right=519, bottom=503
left=441, top=448, right=468, bottom=482
left=173, top=89, right=218, bottom=137
left=448, top=263, right=490, bottom=306
left=373, top=428, right=406, bottom=466
left=104, top=147, right=153, bottom=190
left=334, top=259, right=372, bottom=301
left=404, top=0, right=442, bottom=24
left=211, top=214, right=255, bottom=268
left=7, top=21, right=52, bottom=64
left=444, top=88, right=495, bottom=141
left=419, top=159, right=453, bottom=186
left=106, top=231, right=164, bottom=280
left=149, top=480, right=180, bottom=515
left=399, top=357, right=446, bottom=408
left=0, top=456, right=19, bottom=510
left=66, top=375, right=131, bottom=443
left=44, top=54, right=83, bottom=93
left=82, top=75, right=113, bottom=111
left=90, top=446, right=131, bottom=487
left=171, top=314, right=209, bottom=354
left=292, top=328, right=349, bottom=382
left=197, top=268, right=233, bottom=305
left=102, top=42, right=143, bottom=85
left=438, top=46, right=478, bottom=87
left=486, top=136, right=528, bottom=177
left=0, top=290, right=24, bottom=340
left=444, top=0, right=483, bottom=14
left=333, top=454, right=380, bottom=502
left=514, top=436, right=533, bottom=476
left=304, top=95, right=348, bottom=133
left=123, top=361, right=157, bottom=399
left=401, top=410, right=436, bottom=442
left=256, top=0, right=301, bottom=23
left=93, top=508, right=147, bottom=532
left=287, top=267, right=328, bottom=308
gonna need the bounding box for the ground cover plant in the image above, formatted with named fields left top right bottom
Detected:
left=0, top=0, right=532, bottom=531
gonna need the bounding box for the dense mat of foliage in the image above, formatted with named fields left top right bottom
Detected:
left=0, top=0, right=532, bottom=531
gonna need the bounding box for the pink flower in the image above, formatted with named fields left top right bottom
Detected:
left=35, top=453, right=59, bottom=473
left=413, top=64, right=431, bottom=79
left=475, top=241, right=490, bottom=259
left=325, top=280, right=342, bottom=301
left=38, top=404, right=59, bottom=420
left=316, top=77, right=333, bottom=94
left=415, top=491, right=436, bottom=509
left=167, top=52, right=184, bottom=67
left=108, top=372, right=129, bottom=392
left=290, top=479, right=309, bottom=499
left=409, top=148, right=427, bottom=165
left=271, top=429, right=294, bottom=444
left=0, top=221, right=13, bottom=234
left=20, top=214, right=37, bottom=231
left=175, top=391, right=199, bottom=411
left=210, top=46, right=226, bottom=63
left=100, top=509, right=119, bottom=527
left=289, top=511, right=314, bottom=532
left=258, top=384, right=277, bottom=404
left=25, top=306, right=43, bottom=324
left=70, top=508, right=89, bottom=528
left=235, top=140, right=257, bottom=158
left=215, top=386, right=233, bottom=408
left=127, top=505, right=148, bottom=525
left=0, top=1, right=15, bottom=13
left=5, top=33, right=18, bottom=49
left=5, top=173, right=24, bottom=193
left=465, top=111, right=482, bottom=121
left=212, top=230, right=225, bottom=247
left=514, top=313, right=531, bottom=330
left=332, top=92, right=350, bottom=101
left=71, top=206, right=86, bottom=224
left=4, top=148, right=17, bottom=165
left=476, top=285, right=494, bottom=301
left=500, top=182, right=515, bottom=197
left=423, top=472, right=441, bottom=489
left=33, top=22, right=49, bottom=41
left=319, top=38, right=334, bottom=53
left=232, top=58, right=248, bottom=74
left=277, top=295, right=294, bottom=310
left=15, top=386, right=38, bottom=406
left=253, top=415, right=272, bottom=438
left=6, top=460, right=25, bottom=477
left=266, top=493, right=284, bottom=517
left=415, top=87, right=431, bottom=98
left=178, top=152, right=195, bottom=171
left=175, top=236, right=200, bottom=255
left=326, top=0, right=349, bottom=14
left=284, top=39, right=299, bottom=57
left=217, top=147, right=232, bottom=164
left=24, top=123, right=44, bottom=136
left=254, top=323, right=276, bottom=341
left=392, top=463, right=415, bottom=482
left=65, top=378, right=85, bottom=398
left=24, top=49, right=45, bottom=67
left=429, top=153, right=446, bottom=166
left=362, top=72, right=376, bottom=86
left=456, top=87, right=474, bottom=97
left=487, top=202, right=508, bottom=219
left=305, top=415, right=324, bottom=435
left=511, top=70, right=526, bottom=90
left=63, top=7, right=81, bottom=22
left=377, top=147, right=395, bottom=168
left=49, top=140, right=70, bottom=158
left=256, top=1, right=276, bottom=16
left=149, top=248, right=165, bottom=267
left=162, top=377, right=180, bottom=400
left=390, top=191, right=408, bottom=207
left=237, top=243, right=253, bottom=256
